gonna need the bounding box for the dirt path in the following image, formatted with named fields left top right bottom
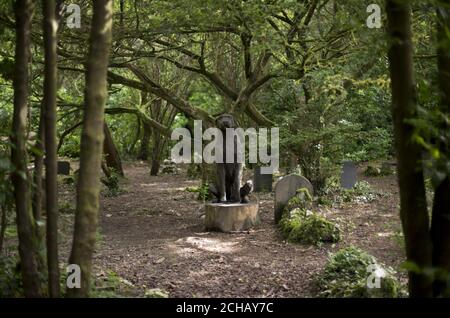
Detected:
left=87, top=162, right=405, bottom=298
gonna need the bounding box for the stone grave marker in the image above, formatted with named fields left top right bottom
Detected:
left=274, top=175, right=313, bottom=223
left=340, top=161, right=357, bottom=189
left=253, top=166, right=273, bottom=192
left=57, top=161, right=71, bottom=175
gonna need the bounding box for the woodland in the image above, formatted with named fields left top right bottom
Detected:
left=0, top=0, right=450, bottom=299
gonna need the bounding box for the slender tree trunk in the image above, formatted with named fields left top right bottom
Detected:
left=42, top=0, right=60, bottom=298
left=10, top=0, right=43, bottom=298
left=0, top=205, right=7, bottom=254
left=32, top=109, right=45, bottom=220
left=103, top=122, right=124, bottom=176
left=67, top=0, right=113, bottom=298
left=150, top=135, right=162, bottom=176
left=386, top=0, right=433, bottom=297
left=431, top=0, right=450, bottom=298
left=127, top=115, right=141, bottom=154
left=138, top=121, right=151, bottom=161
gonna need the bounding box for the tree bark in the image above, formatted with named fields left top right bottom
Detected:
left=138, top=120, right=151, bottom=161
left=150, top=135, right=162, bottom=176
left=32, top=107, right=45, bottom=220
left=0, top=205, right=7, bottom=254
left=127, top=115, right=141, bottom=154
left=42, top=0, right=60, bottom=298
left=386, top=0, right=433, bottom=297
left=67, top=0, right=113, bottom=298
left=103, top=122, right=124, bottom=176
left=431, top=0, right=450, bottom=298
left=10, top=0, right=43, bottom=298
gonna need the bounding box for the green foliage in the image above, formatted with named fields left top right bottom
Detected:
left=321, top=177, right=379, bottom=205
left=279, top=208, right=307, bottom=237
left=91, top=270, right=136, bottom=298
left=316, top=246, right=400, bottom=298
left=279, top=195, right=340, bottom=245
left=343, top=181, right=378, bottom=203
left=59, top=132, right=81, bottom=158
left=284, top=188, right=312, bottom=212
left=59, top=201, right=76, bottom=215
left=287, top=212, right=341, bottom=245
left=365, top=165, right=382, bottom=177
left=0, top=255, right=22, bottom=297
left=101, top=170, right=124, bottom=197
left=0, top=57, right=14, bottom=81
left=365, top=164, right=394, bottom=177
left=145, top=288, right=169, bottom=298
left=185, top=183, right=212, bottom=201
left=186, top=164, right=202, bottom=179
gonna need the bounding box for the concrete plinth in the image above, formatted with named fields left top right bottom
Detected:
left=205, top=202, right=260, bottom=232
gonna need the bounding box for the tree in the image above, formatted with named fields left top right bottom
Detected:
left=386, top=0, right=433, bottom=297
left=103, top=122, right=124, bottom=176
left=42, top=0, right=60, bottom=298
left=431, top=0, right=450, bottom=297
left=67, top=0, right=113, bottom=297
left=10, top=0, right=43, bottom=297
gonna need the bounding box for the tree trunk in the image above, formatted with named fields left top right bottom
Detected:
left=42, top=0, right=60, bottom=298
left=10, top=0, right=43, bottom=298
left=431, top=1, right=450, bottom=298
left=0, top=205, right=7, bottom=254
left=386, top=0, right=433, bottom=297
left=138, top=120, right=151, bottom=161
left=32, top=108, right=45, bottom=220
left=150, top=135, right=162, bottom=176
left=67, top=0, right=113, bottom=298
left=103, top=122, right=124, bottom=176
left=127, top=115, right=141, bottom=155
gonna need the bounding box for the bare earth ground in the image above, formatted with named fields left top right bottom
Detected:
left=56, top=161, right=406, bottom=298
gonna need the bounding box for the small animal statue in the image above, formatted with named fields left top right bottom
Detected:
left=209, top=114, right=252, bottom=203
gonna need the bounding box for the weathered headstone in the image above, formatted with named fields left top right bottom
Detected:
left=253, top=166, right=273, bottom=192
left=274, top=175, right=313, bottom=223
left=205, top=202, right=260, bottom=232
left=57, top=161, right=71, bottom=175
left=341, top=161, right=357, bottom=189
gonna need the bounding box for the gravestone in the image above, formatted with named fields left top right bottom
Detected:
left=340, top=161, right=357, bottom=189
left=253, top=166, right=273, bottom=192
left=57, top=161, right=71, bottom=175
left=205, top=202, right=260, bottom=232
left=274, top=175, right=313, bottom=223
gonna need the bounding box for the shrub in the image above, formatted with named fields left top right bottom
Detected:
left=322, top=177, right=379, bottom=204
left=316, top=246, right=400, bottom=298
left=343, top=181, right=378, bottom=203
left=185, top=183, right=212, bottom=201
left=365, top=165, right=381, bottom=177
left=101, top=170, right=123, bottom=197
left=0, top=256, right=22, bottom=297
left=279, top=208, right=307, bottom=237
left=288, top=213, right=340, bottom=245
left=279, top=195, right=340, bottom=246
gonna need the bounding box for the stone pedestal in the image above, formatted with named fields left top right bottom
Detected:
left=205, top=202, right=260, bottom=232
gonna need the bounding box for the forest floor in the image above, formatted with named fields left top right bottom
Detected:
left=53, top=161, right=406, bottom=297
